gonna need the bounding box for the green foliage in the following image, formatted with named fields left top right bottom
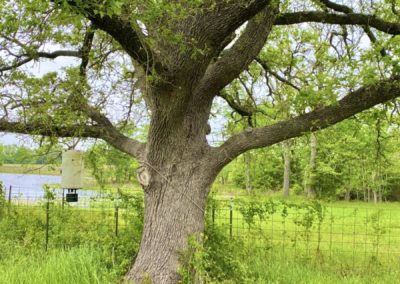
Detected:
left=217, top=111, right=400, bottom=202
left=53, top=0, right=124, bottom=18
left=0, top=145, right=61, bottom=165
left=43, top=184, right=56, bottom=201
left=179, top=228, right=247, bottom=284
left=179, top=199, right=400, bottom=284
left=86, top=142, right=140, bottom=187
left=0, top=194, right=144, bottom=280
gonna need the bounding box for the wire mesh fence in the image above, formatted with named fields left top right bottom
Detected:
left=1, top=185, right=400, bottom=272
left=0, top=184, right=143, bottom=261
left=208, top=199, right=400, bottom=271
left=2, top=184, right=107, bottom=206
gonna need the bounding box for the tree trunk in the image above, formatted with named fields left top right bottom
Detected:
left=368, top=187, right=371, bottom=203
left=244, top=152, right=252, bottom=194
left=362, top=165, right=367, bottom=202
left=127, top=86, right=216, bottom=283
left=128, top=169, right=212, bottom=283
left=345, top=189, right=351, bottom=201
left=305, top=133, right=317, bottom=198
left=282, top=140, right=291, bottom=197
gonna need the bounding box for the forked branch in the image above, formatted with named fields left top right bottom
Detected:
left=53, top=0, right=157, bottom=72
left=198, top=4, right=278, bottom=95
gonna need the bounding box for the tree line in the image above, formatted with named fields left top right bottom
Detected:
left=0, top=145, right=61, bottom=165
left=220, top=110, right=400, bottom=202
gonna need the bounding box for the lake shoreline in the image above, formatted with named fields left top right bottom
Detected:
left=0, top=164, right=61, bottom=176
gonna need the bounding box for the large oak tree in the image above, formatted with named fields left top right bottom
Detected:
left=1, top=0, right=400, bottom=282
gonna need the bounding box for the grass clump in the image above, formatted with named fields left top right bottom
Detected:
left=0, top=247, right=119, bottom=284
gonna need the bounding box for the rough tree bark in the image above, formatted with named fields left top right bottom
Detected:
left=130, top=165, right=214, bottom=282
left=2, top=1, right=400, bottom=283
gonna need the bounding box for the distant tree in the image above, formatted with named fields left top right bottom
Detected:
left=0, top=144, right=61, bottom=165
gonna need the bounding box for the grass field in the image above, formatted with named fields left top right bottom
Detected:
left=210, top=198, right=400, bottom=271
left=0, top=164, right=61, bottom=175
left=1, top=190, right=400, bottom=283
left=1, top=246, right=399, bottom=284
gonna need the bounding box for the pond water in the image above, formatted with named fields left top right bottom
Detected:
left=0, top=173, right=98, bottom=200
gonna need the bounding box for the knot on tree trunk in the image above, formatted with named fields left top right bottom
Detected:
left=137, top=166, right=151, bottom=187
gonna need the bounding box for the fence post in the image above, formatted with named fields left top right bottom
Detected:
left=115, top=205, right=119, bottom=237
left=7, top=185, right=12, bottom=204
left=45, top=198, right=50, bottom=251
left=112, top=197, right=120, bottom=266
left=7, top=185, right=12, bottom=212
left=229, top=200, right=233, bottom=240
left=62, top=189, right=65, bottom=209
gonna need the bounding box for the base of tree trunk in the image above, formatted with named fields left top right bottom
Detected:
left=128, top=178, right=208, bottom=284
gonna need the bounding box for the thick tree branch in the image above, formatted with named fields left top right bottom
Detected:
left=102, top=126, right=146, bottom=161
left=88, top=14, right=156, bottom=71
left=1, top=26, right=146, bottom=160
left=0, top=50, right=81, bottom=72
left=69, top=26, right=146, bottom=160
left=319, top=0, right=387, bottom=56
left=54, top=0, right=157, bottom=72
left=0, top=120, right=103, bottom=138
left=81, top=102, right=146, bottom=159
left=212, top=77, right=400, bottom=168
left=79, top=25, right=95, bottom=76
left=275, top=11, right=400, bottom=35
left=205, top=0, right=272, bottom=47
left=198, top=4, right=278, bottom=95
left=0, top=115, right=145, bottom=159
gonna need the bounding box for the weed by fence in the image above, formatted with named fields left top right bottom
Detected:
left=0, top=185, right=143, bottom=276
left=1, top=185, right=400, bottom=273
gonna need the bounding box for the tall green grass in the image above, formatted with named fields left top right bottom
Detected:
left=180, top=226, right=400, bottom=284
left=0, top=247, right=119, bottom=284
left=2, top=196, right=400, bottom=283
left=245, top=255, right=400, bottom=284
left=0, top=195, right=142, bottom=284
left=1, top=244, right=398, bottom=284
